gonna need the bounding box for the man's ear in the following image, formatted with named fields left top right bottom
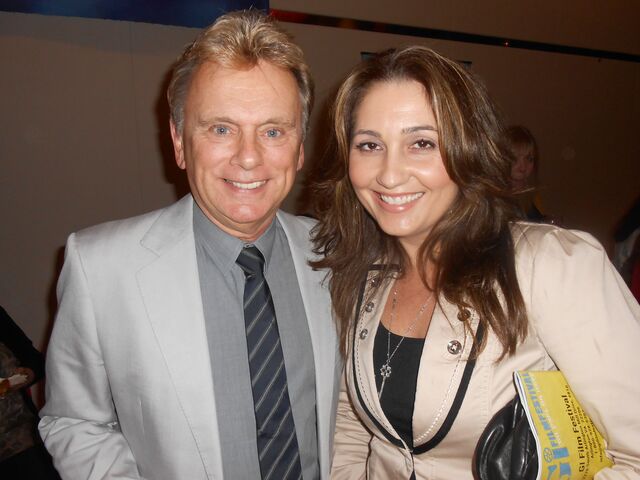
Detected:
left=170, top=120, right=186, bottom=170
left=296, top=144, right=305, bottom=172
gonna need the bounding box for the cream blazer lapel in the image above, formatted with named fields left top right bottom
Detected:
left=277, top=211, right=340, bottom=480
left=349, top=268, right=480, bottom=451
left=136, top=196, right=224, bottom=479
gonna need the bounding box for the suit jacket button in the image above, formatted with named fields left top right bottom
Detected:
left=359, top=329, right=369, bottom=340
left=447, top=340, right=462, bottom=355
left=364, top=301, right=374, bottom=312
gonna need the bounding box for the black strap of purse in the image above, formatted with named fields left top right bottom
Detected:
left=350, top=269, right=485, bottom=454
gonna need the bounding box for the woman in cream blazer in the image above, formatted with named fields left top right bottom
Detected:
left=333, top=223, right=640, bottom=479
left=310, top=45, right=640, bottom=480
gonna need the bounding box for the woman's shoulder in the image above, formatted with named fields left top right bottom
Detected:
left=509, top=222, right=615, bottom=298
left=510, top=221, right=606, bottom=261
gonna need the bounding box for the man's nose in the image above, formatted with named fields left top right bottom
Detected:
left=231, top=133, right=262, bottom=169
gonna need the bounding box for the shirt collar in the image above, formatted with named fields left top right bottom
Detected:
left=193, top=203, right=278, bottom=274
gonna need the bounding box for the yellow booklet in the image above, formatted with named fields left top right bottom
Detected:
left=513, top=370, right=613, bottom=480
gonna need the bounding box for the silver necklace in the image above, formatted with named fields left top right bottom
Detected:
left=378, top=287, right=432, bottom=399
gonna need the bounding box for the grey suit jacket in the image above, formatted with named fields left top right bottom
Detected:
left=40, top=195, right=340, bottom=480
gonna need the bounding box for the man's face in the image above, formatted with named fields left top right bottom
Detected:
left=171, top=60, right=304, bottom=241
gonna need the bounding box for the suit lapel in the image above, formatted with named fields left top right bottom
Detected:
left=277, top=212, right=339, bottom=480
left=136, top=196, right=223, bottom=480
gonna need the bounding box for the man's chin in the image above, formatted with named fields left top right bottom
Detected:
left=223, top=213, right=276, bottom=241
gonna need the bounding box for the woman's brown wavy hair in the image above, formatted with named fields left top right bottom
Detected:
left=310, top=46, right=527, bottom=358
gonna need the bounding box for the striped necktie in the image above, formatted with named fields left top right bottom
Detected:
left=236, top=245, right=303, bottom=480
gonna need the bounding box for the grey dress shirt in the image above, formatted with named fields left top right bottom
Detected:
left=193, top=205, right=319, bottom=479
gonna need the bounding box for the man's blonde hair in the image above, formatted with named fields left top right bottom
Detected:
left=167, top=10, right=313, bottom=136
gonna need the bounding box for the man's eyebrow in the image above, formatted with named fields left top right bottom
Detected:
left=196, top=116, right=297, bottom=128
left=262, top=118, right=297, bottom=128
left=196, top=115, right=233, bottom=126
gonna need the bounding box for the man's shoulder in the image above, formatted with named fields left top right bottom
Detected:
left=75, top=208, right=159, bottom=240
left=72, top=196, right=192, bottom=250
left=275, top=211, right=326, bottom=269
left=276, top=211, right=317, bottom=237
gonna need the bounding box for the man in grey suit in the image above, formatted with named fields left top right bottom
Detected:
left=39, top=10, right=339, bottom=480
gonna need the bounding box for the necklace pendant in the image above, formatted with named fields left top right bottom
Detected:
left=380, top=363, right=392, bottom=379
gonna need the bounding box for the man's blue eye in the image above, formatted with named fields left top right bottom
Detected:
left=266, top=129, right=280, bottom=138
left=214, top=126, right=229, bottom=135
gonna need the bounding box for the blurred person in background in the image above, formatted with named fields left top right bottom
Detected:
left=0, top=306, right=59, bottom=479
left=614, top=196, right=640, bottom=301
left=505, top=125, right=547, bottom=222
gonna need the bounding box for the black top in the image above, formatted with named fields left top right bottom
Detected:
left=373, top=322, right=425, bottom=449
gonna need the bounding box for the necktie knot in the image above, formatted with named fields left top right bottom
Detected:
left=236, top=245, right=265, bottom=279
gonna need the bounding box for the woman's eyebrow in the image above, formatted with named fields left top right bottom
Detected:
left=352, top=129, right=381, bottom=138
left=401, top=125, right=438, bottom=134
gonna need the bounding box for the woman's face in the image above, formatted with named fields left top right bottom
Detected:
left=348, top=79, right=459, bottom=255
left=510, top=144, right=535, bottom=185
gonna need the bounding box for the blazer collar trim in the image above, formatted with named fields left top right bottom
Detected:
left=349, top=266, right=485, bottom=453
left=350, top=266, right=404, bottom=448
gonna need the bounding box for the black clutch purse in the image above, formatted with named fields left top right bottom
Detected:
left=473, top=395, right=538, bottom=480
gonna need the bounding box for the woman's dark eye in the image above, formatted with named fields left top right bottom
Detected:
left=414, top=139, right=435, bottom=149
left=355, top=142, right=380, bottom=152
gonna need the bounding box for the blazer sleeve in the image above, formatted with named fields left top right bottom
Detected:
left=526, top=227, right=640, bottom=479
left=39, top=234, right=141, bottom=479
left=330, top=371, right=371, bottom=480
